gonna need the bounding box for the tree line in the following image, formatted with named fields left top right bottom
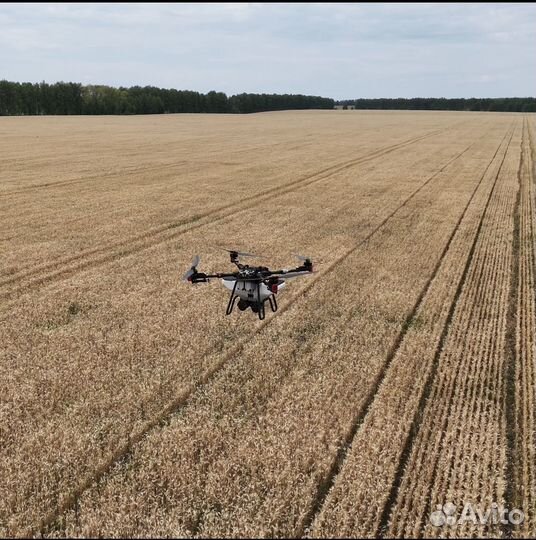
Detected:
left=0, top=80, right=334, bottom=115
left=2, top=80, right=533, bottom=115
left=337, top=97, right=536, bottom=113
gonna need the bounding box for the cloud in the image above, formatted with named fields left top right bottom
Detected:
left=0, top=2, right=534, bottom=98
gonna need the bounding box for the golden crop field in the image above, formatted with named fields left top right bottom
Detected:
left=1, top=110, right=535, bottom=538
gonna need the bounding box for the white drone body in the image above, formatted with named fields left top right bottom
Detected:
left=222, top=277, right=286, bottom=302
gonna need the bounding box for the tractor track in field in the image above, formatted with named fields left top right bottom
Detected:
left=374, top=123, right=516, bottom=538
left=373, top=124, right=516, bottom=538
left=0, top=125, right=458, bottom=305
left=0, top=145, right=308, bottom=241
left=0, top=134, right=377, bottom=199
left=503, top=116, right=536, bottom=539
left=524, top=116, right=536, bottom=538
left=33, top=123, right=482, bottom=538
left=296, top=122, right=516, bottom=538
left=502, top=117, right=525, bottom=540
left=0, top=160, right=190, bottom=196
left=0, top=137, right=314, bottom=197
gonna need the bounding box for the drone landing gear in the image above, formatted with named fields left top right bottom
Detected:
left=254, top=297, right=277, bottom=320
left=253, top=301, right=267, bottom=321
left=268, top=295, right=277, bottom=313
left=255, top=287, right=278, bottom=321
left=225, top=285, right=278, bottom=320
left=226, top=281, right=239, bottom=315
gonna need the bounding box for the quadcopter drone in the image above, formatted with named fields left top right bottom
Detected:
left=182, top=249, right=314, bottom=320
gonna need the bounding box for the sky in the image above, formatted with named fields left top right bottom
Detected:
left=0, top=2, right=535, bottom=99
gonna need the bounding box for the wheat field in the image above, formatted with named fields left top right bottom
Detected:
left=1, top=110, right=535, bottom=538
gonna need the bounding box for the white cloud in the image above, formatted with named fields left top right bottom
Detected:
left=0, top=2, right=534, bottom=98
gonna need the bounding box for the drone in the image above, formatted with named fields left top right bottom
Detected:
left=182, top=249, right=314, bottom=320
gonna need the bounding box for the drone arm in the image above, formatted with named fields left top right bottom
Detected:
left=204, top=272, right=238, bottom=279
left=188, top=271, right=238, bottom=283
left=264, top=261, right=313, bottom=278
left=269, top=271, right=312, bottom=280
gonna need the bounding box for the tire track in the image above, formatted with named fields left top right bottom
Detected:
left=501, top=118, right=522, bottom=539
left=0, top=137, right=313, bottom=197
left=0, top=160, right=190, bottom=196
left=299, top=123, right=515, bottom=538
left=375, top=124, right=516, bottom=537
left=376, top=124, right=517, bottom=535
left=417, top=122, right=519, bottom=539
left=31, top=123, right=475, bottom=538
left=506, top=117, right=536, bottom=538
left=0, top=125, right=455, bottom=302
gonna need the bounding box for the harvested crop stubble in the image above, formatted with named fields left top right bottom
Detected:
left=1, top=113, right=492, bottom=537
left=0, top=112, right=460, bottom=278
left=385, top=121, right=523, bottom=538
left=0, top=120, right=467, bottom=309
left=1, top=125, right=483, bottom=536
left=52, top=120, right=511, bottom=538
left=309, top=122, right=516, bottom=538
left=511, top=118, right=536, bottom=538
left=0, top=111, right=530, bottom=538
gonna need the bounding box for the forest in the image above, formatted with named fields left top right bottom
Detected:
left=337, top=97, right=536, bottom=112
left=0, top=80, right=334, bottom=115
left=1, top=80, right=533, bottom=115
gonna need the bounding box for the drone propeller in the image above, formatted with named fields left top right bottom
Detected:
left=293, top=253, right=312, bottom=263
left=182, top=255, right=200, bottom=282
left=293, top=253, right=313, bottom=273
